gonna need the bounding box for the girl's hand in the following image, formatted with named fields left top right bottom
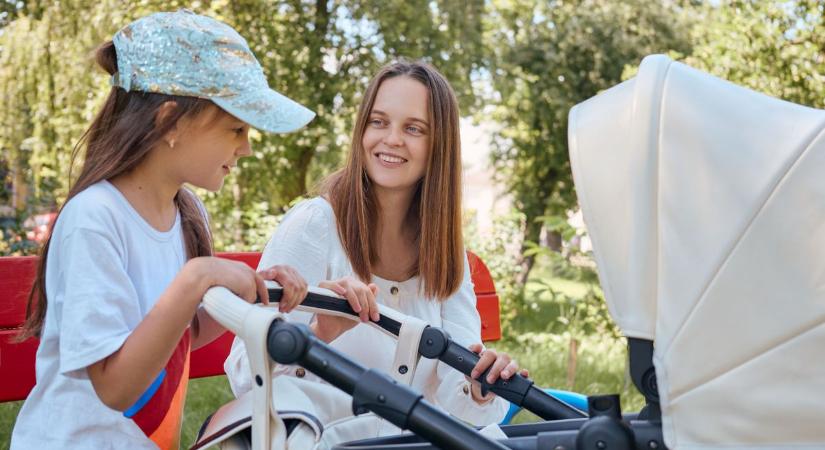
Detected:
left=193, top=257, right=268, bottom=305
left=465, top=343, right=529, bottom=404
left=313, top=277, right=379, bottom=342
left=258, top=265, right=308, bottom=312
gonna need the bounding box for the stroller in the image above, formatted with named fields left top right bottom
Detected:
left=196, top=54, right=825, bottom=449
left=569, top=53, right=825, bottom=449
left=192, top=283, right=585, bottom=450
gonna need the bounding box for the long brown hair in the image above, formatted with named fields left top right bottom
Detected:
left=19, top=41, right=214, bottom=340
left=323, top=61, right=463, bottom=300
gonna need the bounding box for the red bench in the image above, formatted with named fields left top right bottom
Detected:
left=0, top=251, right=501, bottom=402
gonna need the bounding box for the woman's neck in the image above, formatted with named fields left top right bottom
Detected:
left=374, top=185, right=416, bottom=239
left=109, top=155, right=181, bottom=232
left=372, top=185, right=419, bottom=281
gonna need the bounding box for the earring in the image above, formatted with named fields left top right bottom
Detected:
left=169, top=140, right=175, bottom=148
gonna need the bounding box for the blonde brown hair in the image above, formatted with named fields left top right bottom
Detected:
left=19, top=41, right=214, bottom=340
left=322, top=61, right=463, bottom=300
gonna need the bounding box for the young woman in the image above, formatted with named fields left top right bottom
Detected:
left=226, top=61, right=527, bottom=429
left=11, top=10, right=311, bottom=449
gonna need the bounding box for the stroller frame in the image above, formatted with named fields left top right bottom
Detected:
left=200, top=284, right=667, bottom=450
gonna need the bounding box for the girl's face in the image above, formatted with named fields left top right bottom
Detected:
left=172, top=106, right=252, bottom=191
left=362, top=76, right=430, bottom=194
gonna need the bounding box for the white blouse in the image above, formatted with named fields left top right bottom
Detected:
left=224, top=197, right=508, bottom=426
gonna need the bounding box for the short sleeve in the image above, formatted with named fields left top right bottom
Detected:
left=56, top=228, right=141, bottom=377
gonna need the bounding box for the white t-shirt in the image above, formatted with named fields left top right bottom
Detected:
left=225, top=197, right=508, bottom=426
left=11, top=180, right=191, bottom=450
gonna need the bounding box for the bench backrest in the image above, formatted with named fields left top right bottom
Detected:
left=0, top=251, right=500, bottom=402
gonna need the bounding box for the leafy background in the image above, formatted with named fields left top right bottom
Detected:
left=3, top=0, right=823, bottom=447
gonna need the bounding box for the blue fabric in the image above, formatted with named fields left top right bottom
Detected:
left=111, top=9, right=314, bottom=133
left=123, top=369, right=166, bottom=418
left=500, top=388, right=588, bottom=424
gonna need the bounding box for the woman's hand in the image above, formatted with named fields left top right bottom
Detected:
left=258, top=265, right=308, bottom=312
left=312, top=277, right=379, bottom=343
left=465, top=343, right=529, bottom=404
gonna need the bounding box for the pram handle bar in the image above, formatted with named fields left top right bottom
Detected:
left=267, top=321, right=509, bottom=450
left=418, top=326, right=585, bottom=420
left=205, top=285, right=508, bottom=450
left=267, top=285, right=586, bottom=420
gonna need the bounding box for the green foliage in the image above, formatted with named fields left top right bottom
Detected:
left=0, top=0, right=486, bottom=250
left=686, top=0, right=825, bottom=109
left=465, top=209, right=526, bottom=328
left=5, top=0, right=825, bottom=433
left=0, top=2, right=120, bottom=210
left=498, top=333, right=645, bottom=418
left=0, top=210, right=38, bottom=256
left=482, top=0, right=693, bottom=283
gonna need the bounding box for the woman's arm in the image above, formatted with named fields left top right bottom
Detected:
left=431, top=253, right=510, bottom=425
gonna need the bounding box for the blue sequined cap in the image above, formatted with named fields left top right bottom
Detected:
left=111, top=9, right=315, bottom=133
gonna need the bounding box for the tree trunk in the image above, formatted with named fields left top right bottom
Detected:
left=545, top=229, right=562, bottom=252
left=282, top=145, right=315, bottom=203
left=566, top=337, right=579, bottom=390
left=276, top=0, right=330, bottom=204
left=515, top=215, right=543, bottom=286
left=12, top=165, right=28, bottom=210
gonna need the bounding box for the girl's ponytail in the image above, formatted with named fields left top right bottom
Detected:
left=96, top=41, right=118, bottom=76
left=175, top=188, right=213, bottom=259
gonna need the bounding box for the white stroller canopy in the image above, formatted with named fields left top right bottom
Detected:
left=569, top=54, right=825, bottom=449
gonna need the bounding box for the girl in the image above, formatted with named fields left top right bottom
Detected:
left=11, top=10, right=311, bottom=450
left=226, top=61, right=527, bottom=431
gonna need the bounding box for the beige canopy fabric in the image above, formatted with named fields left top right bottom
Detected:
left=569, top=54, right=825, bottom=449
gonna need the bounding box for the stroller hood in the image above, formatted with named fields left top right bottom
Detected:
left=569, top=54, right=825, bottom=448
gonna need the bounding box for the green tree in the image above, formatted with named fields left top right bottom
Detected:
left=482, top=0, right=693, bottom=292
left=686, top=0, right=825, bottom=109
left=0, top=2, right=126, bottom=213
left=0, top=0, right=485, bottom=251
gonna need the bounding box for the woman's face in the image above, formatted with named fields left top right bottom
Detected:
left=362, top=76, right=430, bottom=195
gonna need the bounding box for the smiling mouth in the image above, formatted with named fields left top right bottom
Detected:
left=376, top=153, right=408, bottom=164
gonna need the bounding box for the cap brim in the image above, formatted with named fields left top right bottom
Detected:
left=212, top=87, right=315, bottom=134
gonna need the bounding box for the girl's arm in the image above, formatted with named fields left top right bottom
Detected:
left=190, top=265, right=308, bottom=350
left=87, top=257, right=266, bottom=411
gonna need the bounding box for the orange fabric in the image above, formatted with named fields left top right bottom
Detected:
left=148, top=350, right=190, bottom=450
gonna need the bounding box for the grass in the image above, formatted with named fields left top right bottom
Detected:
left=494, top=333, right=644, bottom=423
left=1, top=275, right=643, bottom=448
left=181, top=376, right=237, bottom=448
left=0, top=402, right=20, bottom=450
